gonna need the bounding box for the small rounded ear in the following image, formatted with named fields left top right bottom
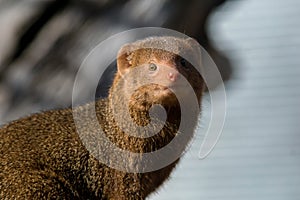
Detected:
left=186, top=37, right=201, bottom=53
left=117, top=43, right=134, bottom=77
left=185, top=37, right=202, bottom=67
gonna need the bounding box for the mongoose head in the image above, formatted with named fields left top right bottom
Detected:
left=112, top=36, right=205, bottom=110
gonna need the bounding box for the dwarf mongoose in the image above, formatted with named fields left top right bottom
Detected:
left=0, top=36, right=205, bottom=199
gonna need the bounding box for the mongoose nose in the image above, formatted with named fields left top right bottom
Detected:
left=167, top=71, right=180, bottom=82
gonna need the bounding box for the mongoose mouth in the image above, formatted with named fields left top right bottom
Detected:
left=161, top=84, right=189, bottom=95
left=151, top=85, right=190, bottom=105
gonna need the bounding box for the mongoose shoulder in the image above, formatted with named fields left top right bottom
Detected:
left=0, top=36, right=205, bottom=199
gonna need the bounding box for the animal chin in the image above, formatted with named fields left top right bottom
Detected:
left=152, top=88, right=178, bottom=105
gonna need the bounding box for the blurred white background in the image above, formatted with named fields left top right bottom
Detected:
left=150, top=0, right=300, bottom=199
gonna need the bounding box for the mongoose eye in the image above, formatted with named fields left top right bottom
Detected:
left=149, top=63, right=158, bottom=71
left=180, top=58, right=188, bottom=68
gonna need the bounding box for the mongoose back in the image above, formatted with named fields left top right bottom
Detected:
left=0, top=36, right=205, bottom=199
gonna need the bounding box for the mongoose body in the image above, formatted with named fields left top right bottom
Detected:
left=0, top=36, right=205, bottom=199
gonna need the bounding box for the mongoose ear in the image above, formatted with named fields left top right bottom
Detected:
left=186, top=37, right=199, bottom=46
left=186, top=37, right=201, bottom=54
left=185, top=37, right=202, bottom=67
left=117, top=43, right=134, bottom=77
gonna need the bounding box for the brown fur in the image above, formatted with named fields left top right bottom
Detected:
left=0, top=36, right=204, bottom=199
